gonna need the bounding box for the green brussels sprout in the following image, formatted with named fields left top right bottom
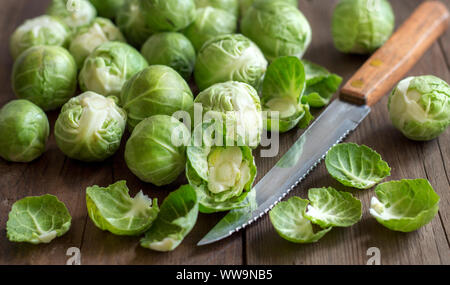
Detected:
left=89, top=0, right=125, bottom=19
left=0, top=100, right=49, bottom=163
left=55, top=92, right=127, bottom=162
left=10, top=15, right=71, bottom=60
left=194, top=34, right=267, bottom=91
left=47, top=0, right=97, bottom=30
left=194, top=81, right=263, bottom=147
left=141, top=33, right=196, bottom=80
left=332, top=0, right=394, bottom=54
left=116, top=0, right=154, bottom=48
left=388, top=76, right=450, bottom=141
left=241, top=0, right=312, bottom=61
left=141, top=0, right=196, bottom=32
left=120, top=65, right=194, bottom=131
left=195, top=0, right=239, bottom=17
left=79, top=41, right=148, bottom=97
left=12, top=46, right=78, bottom=111
left=239, top=0, right=298, bottom=17
left=125, top=115, right=191, bottom=186
left=69, top=17, right=125, bottom=69
left=183, top=7, right=237, bottom=51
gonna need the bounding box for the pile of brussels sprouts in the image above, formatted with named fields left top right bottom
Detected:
left=2, top=0, right=450, bottom=250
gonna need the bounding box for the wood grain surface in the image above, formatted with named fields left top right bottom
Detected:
left=0, top=0, right=449, bottom=265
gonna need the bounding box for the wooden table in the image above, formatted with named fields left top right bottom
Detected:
left=0, top=0, right=449, bottom=265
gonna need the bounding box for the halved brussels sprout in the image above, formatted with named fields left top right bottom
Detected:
left=141, top=0, right=196, bottom=32
left=241, top=0, right=312, bottom=61
left=141, top=33, right=196, bottom=80
left=116, top=0, right=154, bottom=48
left=194, top=34, right=267, bottom=91
left=125, top=115, right=191, bottom=186
left=239, top=0, right=298, bottom=17
left=47, top=0, right=97, bottom=30
left=86, top=181, right=159, bottom=236
left=332, top=0, right=394, bottom=54
left=12, top=46, right=77, bottom=111
left=194, top=81, right=263, bottom=147
left=54, top=92, right=127, bottom=162
left=69, top=17, right=125, bottom=69
left=120, top=65, right=194, bottom=131
left=183, top=7, right=237, bottom=51
left=10, top=15, right=70, bottom=60
left=0, top=100, right=49, bottom=163
left=388, top=76, right=450, bottom=141
left=79, top=41, right=148, bottom=97
left=195, top=0, right=239, bottom=17
left=89, top=0, right=125, bottom=19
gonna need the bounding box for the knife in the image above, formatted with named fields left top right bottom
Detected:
left=198, top=1, right=450, bottom=246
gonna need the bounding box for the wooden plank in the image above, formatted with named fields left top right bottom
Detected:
left=438, top=0, right=450, bottom=68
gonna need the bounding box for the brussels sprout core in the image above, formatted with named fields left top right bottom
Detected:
left=47, top=0, right=97, bottom=30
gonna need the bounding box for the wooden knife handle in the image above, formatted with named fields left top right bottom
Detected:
left=340, top=1, right=449, bottom=106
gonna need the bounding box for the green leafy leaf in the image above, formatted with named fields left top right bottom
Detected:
left=269, top=197, right=332, bottom=243
left=305, top=187, right=362, bottom=227
left=141, top=185, right=199, bottom=251
left=370, top=179, right=440, bottom=232
left=7, top=194, right=71, bottom=244
left=86, top=181, right=159, bottom=236
left=325, top=143, right=391, bottom=189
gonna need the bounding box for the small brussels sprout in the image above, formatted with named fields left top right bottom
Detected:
left=125, top=115, right=191, bottom=186
left=12, top=46, right=77, bottom=111
left=141, top=33, right=196, bottom=80
left=141, top=0, right=196, bottom=32
left=0, top=100, right=49, bottom=163
left=54, top=92, right=127, bottom=162
left=241, top=0, right=312, bottom=61
left=332, top=0, right=394, bottom=54
left=120, top=65, right=194, bottom=131
left=194, top=81, right=263, bottom=147
left=195, top=0, right=239, bottom=17
left=239, top=0, right=298, bottom=17
left=194, top=34, right=267, bottom=91
left=388, top=76, right=450, bottom=141
left=89, top=0, right=125, bottom=19
left=47, top=0, right=97, bottom=30
left=79, top=41, right=148, bottom=97
left=10, top=15, right=70, bottom=60
left=69, top=17, right=125, bottom=68
left=116, top=0, right=154, bottom=48
left=183, top=7, right=237, bottom=51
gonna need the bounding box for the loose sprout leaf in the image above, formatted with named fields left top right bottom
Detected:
left=86, top=181, right=159, bottom=236
left=140, top=185, right=199, bottom=252
left=325, top=143, right=391, bottom=189
left=269, top=197, right=332, bottom=243
left=305, top=187, right=362, bottom=227
left=370, top=179, right=440, bottom=232
left=6, top=194, right=71, bottom=244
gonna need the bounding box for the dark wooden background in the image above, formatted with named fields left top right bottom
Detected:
left=0, top=0, right=448, bottom=265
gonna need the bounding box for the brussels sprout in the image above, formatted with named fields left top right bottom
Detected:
left=388, top=76, right=450, bottom=141
left=239, top=0, right=298, bottom=17
left=195, top=0, right=239, bottom=17
left=79, top=41, right=148, bottom=97
left=47, top=0, right=97, bottom=30
left=194, top=34, right=267, bottom=91
left=0, top=100, right=49, bottom=163
left=116, top=0, right=154, bottom=48
left=69, top=17, right=125, bottom=69
left=241, top=0, right=312, bottom=61
left=141, top=33, right=196, bottom=80
left=89, top=0, right=125, bottom=19
left=141, top=0, right=196, bottom=32
left=332, top=0, right=394, bottom=54
left=12, top=46, right=77, bottom=111
left=120, top=65, right=194, bottom=131
left=125, top=115, right=191, bottom=186
left=10, top=15, right=70, bottom=60
left=194, top=81, right=263, bottom=147
left=183, top=7, right=237, bottom=51
left=54, top=92, right=127, bottom=162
